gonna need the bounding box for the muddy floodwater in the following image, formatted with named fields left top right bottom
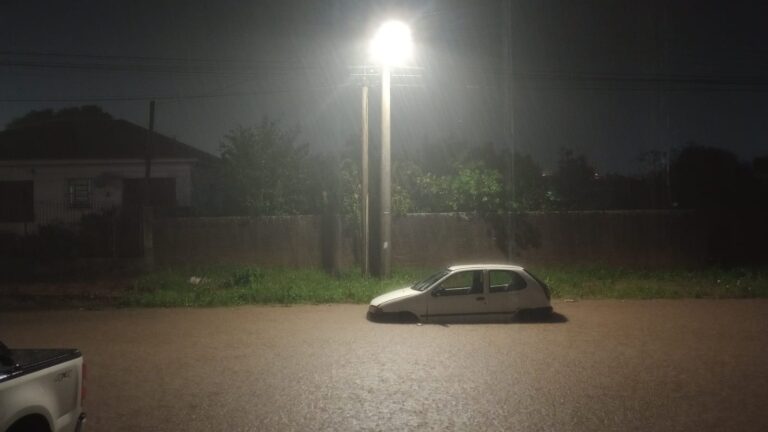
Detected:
left=2, top=300, right=767, bottom=431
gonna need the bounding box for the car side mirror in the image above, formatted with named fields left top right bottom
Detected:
left=432, top=288, right=445, bottom=297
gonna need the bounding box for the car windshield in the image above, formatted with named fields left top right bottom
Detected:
left=410, top=269, right=450, bottom=291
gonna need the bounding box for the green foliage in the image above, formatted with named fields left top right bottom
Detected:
left=391, top=160, right=421, bottom=214
left=392, top=140, right=549, bottom=214
left=217, top=118, right=311, bottom=215
left=412, top=163, right=503, bottom=213
left=335, top=137, right=552, bottom=216
left=337, top=158, right=360, bottom=218
left=224, top=267, right=266, bottom=287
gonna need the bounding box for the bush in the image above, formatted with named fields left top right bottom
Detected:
left=224, top=267, right=265, bottom=287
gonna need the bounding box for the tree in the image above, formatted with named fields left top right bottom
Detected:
left=510, top=152, right=549, bottom=211
left=636, top=149, right=670, bottom=209
left=6, top=105, right=113, bottom=129
left=671, top=143, right=751, bottom=209
left=217, top=118, right=311, bottom=215
left=412, top=163, right=502, bottom=213
left=466, top=142, right=549, bottom=211
left=550, top=148, right=597, bottom=209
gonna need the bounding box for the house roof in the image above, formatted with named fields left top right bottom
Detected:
left=0, top=119, right=215, bottom=162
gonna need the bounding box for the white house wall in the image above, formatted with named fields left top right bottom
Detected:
left=0, top=159, right=193, bottom=234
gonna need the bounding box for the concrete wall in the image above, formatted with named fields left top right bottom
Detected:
left=153, top=211, right=768, bottom=269
left=154, top=215, right=325, bottom=268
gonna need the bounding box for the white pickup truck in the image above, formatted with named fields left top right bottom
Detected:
left=0, top=342, right=86, bottom=432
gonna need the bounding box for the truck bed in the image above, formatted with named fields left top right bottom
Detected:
left=0, top=348, right=82, bottom=383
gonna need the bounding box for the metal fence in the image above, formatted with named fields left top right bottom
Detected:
left=32, top=200, right=120, bottom=228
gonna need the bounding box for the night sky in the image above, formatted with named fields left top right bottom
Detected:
left=1, top=0, right=766, bottom=173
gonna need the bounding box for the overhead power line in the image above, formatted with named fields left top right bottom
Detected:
left=512, top=71, right=768, bottom=86
left=0, top=49, right=335, bottom=76
left=0, top=49, right=302, bottom=66
left=0, top=83, right=355, bottom=103
left=0, top=60, right=320, bottom=75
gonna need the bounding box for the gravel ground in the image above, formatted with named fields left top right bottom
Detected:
left=1, top=300, right=767, bottom=432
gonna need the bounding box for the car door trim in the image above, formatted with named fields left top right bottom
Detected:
left=421, top=311, right=516, bottom=318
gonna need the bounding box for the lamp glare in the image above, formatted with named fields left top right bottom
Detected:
left=369, top=20, right=413, bottom=66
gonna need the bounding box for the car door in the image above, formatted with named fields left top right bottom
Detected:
left=486, top=270, right=528, bottom=315
left=427, top=270, right=486, bottom=320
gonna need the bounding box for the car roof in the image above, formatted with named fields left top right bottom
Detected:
left=447, top=264, right=525, bottom=272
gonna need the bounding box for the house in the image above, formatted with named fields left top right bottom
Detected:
left=0, top=118, right=214, bottom=235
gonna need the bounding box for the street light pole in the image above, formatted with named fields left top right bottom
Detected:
left=503, top=0, right=516, bottom=262
left=361, top=80, right=370, bottom=277
left=369, top=19, right=411, bottom=278
left=380, top=65, right=392, bottom=278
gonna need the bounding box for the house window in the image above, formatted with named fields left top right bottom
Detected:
left=68, top=178, right=92, bottom=208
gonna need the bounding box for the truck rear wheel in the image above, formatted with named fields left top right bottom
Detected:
left=7, top=415, right=51, bottom=432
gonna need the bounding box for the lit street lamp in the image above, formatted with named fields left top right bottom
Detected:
left=369, top=20, right=413, bottom=278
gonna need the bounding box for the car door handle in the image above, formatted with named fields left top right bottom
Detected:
left=476, top=296, right=485, bottom=301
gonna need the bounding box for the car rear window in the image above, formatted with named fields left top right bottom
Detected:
left=525, top=270, right=551, bottom=300
left=489, top=270, right=527, bottom=292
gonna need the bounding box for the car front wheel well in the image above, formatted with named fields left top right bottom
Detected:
left=367, top=310, right=419, bottom=323
left=396, top=311, right=419, bottom=322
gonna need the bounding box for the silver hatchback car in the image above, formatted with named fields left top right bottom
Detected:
left=368, top=264, right=552, bottom=323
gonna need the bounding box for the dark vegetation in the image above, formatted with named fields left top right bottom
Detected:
left=192, top=116, right=768, bottom=217
left=6, top=106, right=766, bottom=218
left=2, top=107, right=767, bottom=292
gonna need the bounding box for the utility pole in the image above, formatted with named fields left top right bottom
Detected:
left=143, top=99, right=156, bottom=266
left=662, top=2, right=673, bottom=208
left=361, top=77, right=370, bottom=276
left=380, top=65, right=392, bottom=278
left=503, top=0, right=516, bottom=262
left=654, top=1, right=672, bottom=208
left=144, top=100, right=155, bottom=206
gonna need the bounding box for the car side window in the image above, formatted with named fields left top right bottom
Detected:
left=437, top=271, right=483, bottom=296
left=489, top=271, right=527, bottom=293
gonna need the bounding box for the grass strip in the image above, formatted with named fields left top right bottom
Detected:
left=122, top=266, right=430, bottom=307
left=532, top=265, right=768, bottom=300
left=121, top=265, right=768, bottom=307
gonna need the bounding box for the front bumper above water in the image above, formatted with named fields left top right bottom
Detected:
left=366, top=306, right=419, bottom=323
left=74, top=412, right=86, bottom=432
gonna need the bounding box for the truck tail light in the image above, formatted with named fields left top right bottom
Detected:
left=81, top=362, right=87, bottom=406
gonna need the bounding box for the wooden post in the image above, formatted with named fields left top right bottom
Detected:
left=142, top=206, right=154, bottom=269
left=144, top=100, right=155, bottom=206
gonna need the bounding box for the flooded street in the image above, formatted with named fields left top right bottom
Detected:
left=2, top=300, right=767, bottom=431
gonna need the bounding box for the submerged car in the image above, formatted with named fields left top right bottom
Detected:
left=368, top=264, right=552, bottom=322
